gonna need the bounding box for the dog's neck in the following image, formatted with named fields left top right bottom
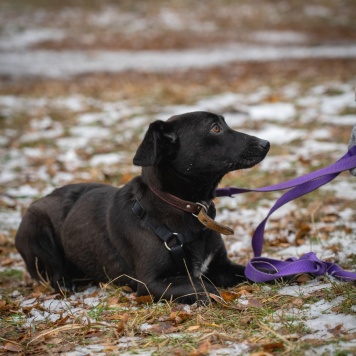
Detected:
left=141, top=166, right=222, bottom=203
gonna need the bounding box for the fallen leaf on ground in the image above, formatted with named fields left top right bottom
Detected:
left=148, top=322, right=178, bottom=334
left=117, top=313, right=129, bottom=334
left=263, top=341, right=285, bottom=352
left=4, top=342, right=23, bottom=352
left=186, top=325, right=200, bottom=332
left=248, top=298, right=263, bottom=308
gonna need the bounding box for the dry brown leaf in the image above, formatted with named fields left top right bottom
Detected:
left=54, top=315, right=70, bottom=326
left=327, top=323, right=344, bottom=336
left=291, top=297, right=304, bottom=306
left=121, top=285, right=133, bottom=293
left=186, top=325, right=200, bottom=332
left=170, top=311, right=191, bottom=324
left=135, top=295, right=153, bottom=304
left=263, top=341, right=285, bottom=352
left=249, top=352, right=274, bottom=356
left=149, top=322, right=178, bottom=334
left=235, top=285, right=260, bottom=293
left=106, top=296, right=120, bottom=306
left=117, top=313, right=129, bottom=334
left=248, top=298, right=263, bottom=308
left=189, top=339, right=211, bottom=356
left=240, top=316, right=253, bottom=325
left=295, top=274, right=312, bottom=284
left=220, top=291, right=240, bottom=302
left=208, top=293, right=228, bottom=305
left=47, top=337, right=63, bottom=344
left=104, top=345, right=120, bottom=352
left=4, top=342, right=23, bottom=352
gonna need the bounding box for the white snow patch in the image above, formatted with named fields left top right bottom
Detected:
left=322, top=180, right=356, bottom=200
left=89, top=152, right=126, bottom=166
left=3, top=44, right=356, bottom=78
left=320, top=92, right=355, bottom=115
left=0, top=28, right=65, bottom=50
left=278, top=280, right=332, bottom=297
left=250, top=31, right=307, bottom=44
left=247, top=102, right=296, bottom=121
left=245, top=125, right=306, bottom=144
left=323, top=115, right=356, bottom=125
left=6, top=185, right=40, bottom=198
left=69, top=126, right=111, bottom=139
left=258, top=155, right=296, bottom=171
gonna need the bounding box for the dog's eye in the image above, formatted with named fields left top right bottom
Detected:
left=211, top=124, right=221, bottom=134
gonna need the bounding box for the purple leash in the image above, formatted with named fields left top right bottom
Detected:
left=215, top=146, right=356, bottom=282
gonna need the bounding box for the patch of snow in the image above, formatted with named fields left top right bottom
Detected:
left=89, top=153, right=126, bottom=166
left=322, top=180, right=356, bottom=200
left=297, top=140, right=346, bottom=156
left=0, top=136, right=10, bottom=146
left=20, top=122, right=64, bottom=143
left=250, top=31, right=307, bottom=44
left=57, top=136, right=89, bottom=150
left=70, top=126, right=111, bottom=139
left=245, top=125, right=306, bottom=144
left=307, top=341, right=356, bottom=356
left=320, top=92, right=355, bottom=115
left=197, top=93, right=245, bottom=111
left=210, top=343, right=249, bottom=355
left=140, top=323, right=152, bottom=331
left=247, top=102, right=296, bottom=121
left=278, top=280, right=332, bottom=297
left=58, top=149, right=82, bottom=171
left=0, top=170, right=18, bottom=184
left=3, top=44, right=356, bottom=78
left=224, top=113, right=248, bottom=128
left=309, top=128, right=331, bottom=140
left=322, top=115, right=356, bottom=125
left=258, top=155, right=296, bottom=171
left=302, top=298, right=356, bottom=339
left=0, top=28, right=65, bottom=50
left=6, top=185, right=40, bottom=198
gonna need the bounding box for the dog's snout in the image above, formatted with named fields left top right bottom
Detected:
left=259, top=139, right=270, bottom=150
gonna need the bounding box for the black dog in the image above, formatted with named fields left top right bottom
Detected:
left=15, top=111, right=269, bottom=304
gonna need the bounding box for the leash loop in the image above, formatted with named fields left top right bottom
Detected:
left=216, top=147, right=356, bottom=282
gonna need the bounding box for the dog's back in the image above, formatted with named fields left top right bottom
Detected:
left=15, top=183, right=107, bottom=289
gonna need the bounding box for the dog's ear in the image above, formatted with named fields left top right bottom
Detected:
left=133, top=120, right=178, bottom=166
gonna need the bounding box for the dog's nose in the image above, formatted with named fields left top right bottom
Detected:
left=259, top=139, right=270, bottom=150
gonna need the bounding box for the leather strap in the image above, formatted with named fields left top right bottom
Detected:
left=147, top=183, right=203, bottom=214
left=147, top=183, right=234, bottom=235
left=197, top=207, right=234, bottom=235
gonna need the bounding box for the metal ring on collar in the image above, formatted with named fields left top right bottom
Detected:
left=192, top=202, right=207, bottom=217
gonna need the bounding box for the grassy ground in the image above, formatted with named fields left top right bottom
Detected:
left=1, top=1, right=356, bottom=355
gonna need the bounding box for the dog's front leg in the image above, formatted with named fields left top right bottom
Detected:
left=205, top=249, right=247, bottom=288
left=136, top=276, right=219, bottom=305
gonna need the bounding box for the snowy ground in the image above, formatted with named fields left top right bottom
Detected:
left=0, top=1, right=355, bottom=355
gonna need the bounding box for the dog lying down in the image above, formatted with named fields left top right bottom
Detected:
left=15, top=111, right=270, bottom=304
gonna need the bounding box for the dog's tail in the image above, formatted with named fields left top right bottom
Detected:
left=15, top=205, right=67, bottom=290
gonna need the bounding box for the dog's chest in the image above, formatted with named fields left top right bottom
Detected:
left=192, top=253, right=214, bottom=278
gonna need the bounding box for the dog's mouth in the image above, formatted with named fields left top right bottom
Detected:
left=227, top=141, right=270, bottom=171
left=227, top=156, right=264, bottom=170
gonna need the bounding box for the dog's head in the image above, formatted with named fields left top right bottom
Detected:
left=133, top=111, right=269, bottom=179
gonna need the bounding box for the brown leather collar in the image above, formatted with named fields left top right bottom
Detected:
left=147, top=183, right=234, bottom=235
left=147, top=183, right=206, bottom=214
